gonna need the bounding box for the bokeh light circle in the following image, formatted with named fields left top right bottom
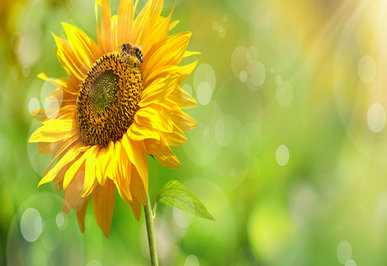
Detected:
left=28, top=120, right=52, bottom=177
left=345, top=259, right=357, bottom=266
left=184, top=255, right=199, bottom=266
left=214, top=115, right=234, bottom=147
left=20, top=208, right=43, bottom=243
left=275, top=75, right=283, bottom=86
left=358, top=55, right=376, bottom=84
left=44, top=95, right=60, bottom=120
left=28, top=97, right=41, bottom=116
left=173, top=207, right=193, bottom=229
left=239, top=70, right=248, bottom=83
left=56, top=212, right=68, bottom=230
left=276, top=145, right=289, bottom=166
left=231, top=46, right=249, bottom=78
left=367, top=103, right=385, bottom=133
left=193, top=63, right=216, bottom=93
left=337, top=240, right=352, bottom=264
left=276, top=81, right=293, bottom=108
left=248, top=61, right=266, bottom=88
left=182, top=83, right=193, bottom=96
left=183, top=104, right=222, bottom=165
left=40, top=79, right=62, bottom=106
left=86, top=260, right=103, bottom=266
left=7, top=192, right=84, bottom=266
left=197, top=82, right=213, bottom=105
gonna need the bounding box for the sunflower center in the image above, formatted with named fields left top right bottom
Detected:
left=89, top=70, right=119, bottom=114
left=77, top=52, right=144, bottom=147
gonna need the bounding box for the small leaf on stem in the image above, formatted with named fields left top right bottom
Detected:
left=156, top=180, right=215, bottom=221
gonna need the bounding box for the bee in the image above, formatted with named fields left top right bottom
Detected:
left=121, top=43, right=143, bottom=64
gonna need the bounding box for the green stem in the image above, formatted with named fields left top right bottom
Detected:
left=144, top=194, right=159, bottom=266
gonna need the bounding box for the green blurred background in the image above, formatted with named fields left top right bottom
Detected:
left=1, top=0, right=387, bottom=265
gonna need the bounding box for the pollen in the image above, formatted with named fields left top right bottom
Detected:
left=77, top=52, right=144, bottom=147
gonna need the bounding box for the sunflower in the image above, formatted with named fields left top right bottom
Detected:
left=29, top=0, right=197, bottom=237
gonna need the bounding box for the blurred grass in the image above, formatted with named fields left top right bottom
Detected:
left=1, top=0, right=387, bottom=265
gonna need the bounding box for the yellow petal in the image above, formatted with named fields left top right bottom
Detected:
left=43, top=137, right=80, bottom=178
left=106, top=141, right=120, bottom=180
left=183, top=50, right=201, bottom=58
left=110, top=15, right=118, bottom=51
left=112, top=146, right=133, bottom=204
left=158, top=122, right=187, bottom=146
left=113, top=165, right=133, bottom=204
left=92, top=179, right=116, bottom=238
left=169, top=20, right=179, bottom=30
left=61, top=22, right=98, bottom=70
left=135, top=107, right=174, bottom=133
left=143, top=32, right=191, bottom=78
left=168, top=85, right=198, bottom=109
left=63, top=150, right=88, bottom=189
left=122, top=134, right=148, bottom=190
left=130, top=166, right=146, bottom=205
left=130, top=198, right=142, bottom=221
left=100, top=141, right=114, bottom=177
left=96, top=0, right=112, bottom=52
left=38, top=146, right=81, bottom=186
left=29, top=121, right=77, bottom=143
left=82, top=146, right=98, bottom=197
left=144, top=61, right=197, bottom=87
left=63, top=169, right=85, bottom=214
left=53, top=162, right=71, bottom=190
left=137, top=2, right=171, bottom=57
left=128, top=123, right=160, bottom=141
left=38, top=73, right=79, bottom=95
left=52, top=33, right=86, bottom=81
left=168, top=109, right=197, bottom=131
left=144, top=139, right=181, bottom=168
left=76, top=197, right=90, bottom=233
left=139, top=73, right=179, bottom=107
left=37, top=142, right=52, bottom=154
left=94, top=147, right=105, bottom=186
left=117, top=0, right=135, bottom=46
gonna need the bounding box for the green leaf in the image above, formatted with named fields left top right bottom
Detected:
left=156, top=180, right=215, bottom=221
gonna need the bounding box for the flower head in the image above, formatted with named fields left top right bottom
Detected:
left=29, top=0, right=197, bottom=237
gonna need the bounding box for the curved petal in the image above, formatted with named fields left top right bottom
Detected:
left=127, top=122, right=160, bottom=141
left=92, top=179, right=116, bottom=238
left=52, top=33, right=87, bottom=81
left=76, top=197, right=90, bottom=233
left=168, top=85, right=198, bottom=109
left=63, top=168, right=85, bottom=214
left=117, top=0, right=135, bottom=46
left=122, top=134, right=148, bottom=191
left=144, top=61, right=197, bottom=87
left=62, top=22, right=98, bottom=70
left=168, top=109, right=197, bottom=131
left=96, top=0, right=112, bottom=52
left=129, top=166, right=146, bottom=205
left=143, top=32, right=191, bottom=79
left=130, top=198, right=142, bottom=221
left=38, top=144, right=84, bottom=186
left=139, top=73, right=179, bottom=107
left=64, top=149, right=88, bottom=189
left=83, top=146, right=98, bottom=197
left=144, top=139, right=180, bottom=168
left=135, top=107, right=174, bottom=133
left=29, top=123, right=77, bottom=143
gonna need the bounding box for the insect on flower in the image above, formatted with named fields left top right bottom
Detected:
left=121, top=43, right=143, bottom=64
